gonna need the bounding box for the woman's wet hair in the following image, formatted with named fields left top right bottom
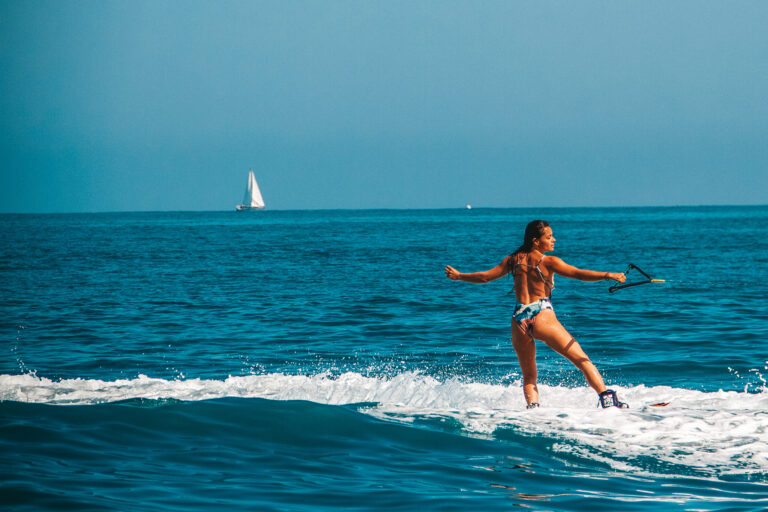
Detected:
left=513, top=220, right=550, bottom=256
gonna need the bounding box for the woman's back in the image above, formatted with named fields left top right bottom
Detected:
left=511, top=251, right=554, bottom=304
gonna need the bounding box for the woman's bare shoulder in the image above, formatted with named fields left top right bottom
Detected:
left=543, top=255, right=571, bottom=269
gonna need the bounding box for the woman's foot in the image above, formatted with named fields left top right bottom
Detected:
left=598, top=389, right=629, bottom=409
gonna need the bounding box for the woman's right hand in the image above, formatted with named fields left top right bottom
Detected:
left=606, top=272, right=626, bottom=283
left=445, top=265, right=461, bottom=280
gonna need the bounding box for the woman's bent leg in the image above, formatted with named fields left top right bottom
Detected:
left=530, top=310, right=607, bottom=394
left=511, top=321, right=538, bottom=405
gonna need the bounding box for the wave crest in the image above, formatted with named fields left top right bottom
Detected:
left=2, top=371, right=767, bottom=475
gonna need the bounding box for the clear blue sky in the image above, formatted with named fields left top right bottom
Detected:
left=1, top=1, right=767, bottom=212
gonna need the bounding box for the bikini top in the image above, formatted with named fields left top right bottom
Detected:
left=512, top=253, right=555, bottom=291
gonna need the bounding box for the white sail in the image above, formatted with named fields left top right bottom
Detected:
left=238, top=169, right=265, bottom=210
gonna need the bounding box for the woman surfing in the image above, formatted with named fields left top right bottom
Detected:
left=445, top=220, right=629, bottom=409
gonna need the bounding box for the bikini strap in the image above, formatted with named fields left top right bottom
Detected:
left=535, top=255, right=554, bottom=290
left=511, top=253, right=523, bottom=274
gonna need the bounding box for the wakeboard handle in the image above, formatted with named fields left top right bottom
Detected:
left=609, top=263, right=665, bottom=293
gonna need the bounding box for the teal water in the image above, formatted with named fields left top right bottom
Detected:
left=2, top=207, right=767, bottom=510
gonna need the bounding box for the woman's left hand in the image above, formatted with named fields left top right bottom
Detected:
left=606, top=272, right=626, bottom=283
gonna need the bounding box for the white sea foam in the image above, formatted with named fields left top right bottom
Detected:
left=2, top=371, right=767, bottom=475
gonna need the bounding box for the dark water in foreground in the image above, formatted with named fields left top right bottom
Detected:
left=2, top=207, right=767, bottom=510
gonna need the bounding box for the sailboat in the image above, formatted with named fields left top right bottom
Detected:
left=236, top=169, right=265, bottom=211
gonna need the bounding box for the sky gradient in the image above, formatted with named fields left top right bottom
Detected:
left=1, top=1, right=767, bottom=212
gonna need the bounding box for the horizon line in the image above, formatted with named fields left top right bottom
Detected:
left=2, top=203, right=767, bottom=216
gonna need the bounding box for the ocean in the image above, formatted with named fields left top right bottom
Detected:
left=2, top=206, right=767, bottom=511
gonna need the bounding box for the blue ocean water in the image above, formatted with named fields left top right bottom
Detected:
left=2, top=206, right=767, bottom=511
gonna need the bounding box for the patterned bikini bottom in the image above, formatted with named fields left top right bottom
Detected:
left=513, top=297, right=553, bottom=335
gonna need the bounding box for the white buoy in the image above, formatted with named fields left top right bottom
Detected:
left=466, top=204, right=472, bottom=210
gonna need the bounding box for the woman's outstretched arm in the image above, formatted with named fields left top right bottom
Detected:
left=546, top=256, right=626, bottom=283
left=445, top=256, right=512, bottom=283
